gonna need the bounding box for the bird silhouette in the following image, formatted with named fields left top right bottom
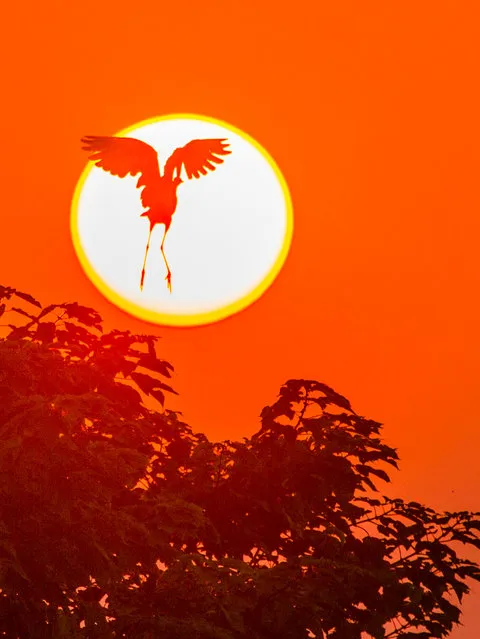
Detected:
left=81, top=134, right=231, bottom=292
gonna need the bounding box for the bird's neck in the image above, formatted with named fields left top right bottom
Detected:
left=162, top=176, right=180, bottom=192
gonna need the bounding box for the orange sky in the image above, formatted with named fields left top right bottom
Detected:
left=1, top=2, right=479, bottom=634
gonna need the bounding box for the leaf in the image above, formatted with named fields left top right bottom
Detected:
left=137, top=353, right=173, bottom=378
left=107, top=382, right=143, bottom=407
left=362, top=466, right=391, bottom=483
left=6, top=325, right=30, bottom=340
left=65, top=322, right=95, bottom=345
left=11, top=307, right=36, bottom=320
left=60, top=302, right=103, bottom=331
left=14, top=290, right=42, bottom=308
left=155, top=381, right=178, bottom=395
left=151, top=389, right=165, bottom=406
left=37, top=304, right=58, bottom=320
left=36, top=322, right=56, bottom=343
left=131, top=372, right=158, bottom=395
left=131, top=372, right=176, bottom=401
left=310, top=380, right=353, bottom=411
left=119, top=358, right=138, bottom=377
left=0, top=285, right=15, bottom=301
left=360, top=476, right=377, bottom=491
left=355, top=496, right=382, bottom=507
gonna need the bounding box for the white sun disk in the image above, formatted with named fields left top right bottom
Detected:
left=73, top=116, right=292, bottom=325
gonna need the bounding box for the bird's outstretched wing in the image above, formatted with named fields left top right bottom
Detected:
left=163, top=139, right=231, bottom=180
left=81, top=136, right=161, bottom=187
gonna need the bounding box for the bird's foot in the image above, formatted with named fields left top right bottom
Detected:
left=165, top=272, right=172, bottom=293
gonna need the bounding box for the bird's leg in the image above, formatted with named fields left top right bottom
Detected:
left=140, top=225, right=154, bottom=291
left=160, top=225, right=172, bottom=293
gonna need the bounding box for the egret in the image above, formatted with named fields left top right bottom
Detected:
left=81, top=135, right=231, bottom=292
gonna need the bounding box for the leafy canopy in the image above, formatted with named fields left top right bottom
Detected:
left=0, top=285, right=479, bottom=638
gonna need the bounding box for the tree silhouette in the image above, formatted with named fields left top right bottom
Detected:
left=0, top=284, right=479, bottom=638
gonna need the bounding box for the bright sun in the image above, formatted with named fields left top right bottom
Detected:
left=71, top=114, right=293, bottom=326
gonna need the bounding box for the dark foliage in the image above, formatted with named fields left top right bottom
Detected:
left=0, top=285, right=478, bottom=638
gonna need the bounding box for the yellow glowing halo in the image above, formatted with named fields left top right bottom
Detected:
left=71, top=113, right=293, bottom=327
